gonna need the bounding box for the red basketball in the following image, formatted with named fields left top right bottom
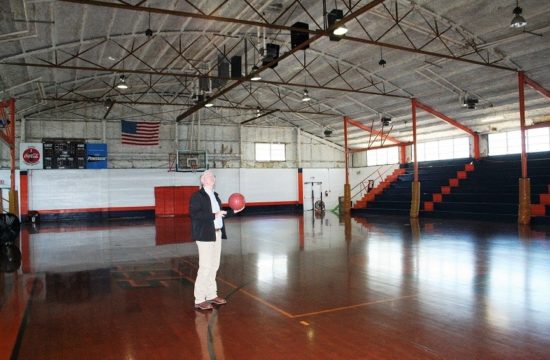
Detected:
left=228, top=193, right=246, bottom=211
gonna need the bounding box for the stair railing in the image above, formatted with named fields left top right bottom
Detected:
left=0, top=188, right=9, bottom=213
left=350, top=164, right=397, bottom=201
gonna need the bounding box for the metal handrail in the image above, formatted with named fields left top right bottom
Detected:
left=351, top=164, right=397, bottom=201
left=1, top=196, right=8, bottom=213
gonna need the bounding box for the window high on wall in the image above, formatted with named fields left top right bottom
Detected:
left=367, top=146, right=399, bottom=166
left=255, top=143, right=286, bottom=161
left=416, top=137, right=470, bottom=162
left=488, top=128, right=550, bottom=155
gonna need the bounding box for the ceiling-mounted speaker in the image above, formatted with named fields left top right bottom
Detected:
left=262, top=43, right=280, bottom=69
left=213, top=56, right=229, bottom=89
left=195, top=94, right=204, bottom=103
left=199, top=77, right=209, bottom=92
left=291, top=22, right=309, bottom=50
left=463, top=96, right=479, bottom=110
left=231, top=56, right=242, bottom=78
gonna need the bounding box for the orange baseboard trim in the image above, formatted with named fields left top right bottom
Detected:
left=35, top=206, right=156, bottom=214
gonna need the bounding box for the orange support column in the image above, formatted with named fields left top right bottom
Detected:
left=343, top=117, right=351, bottom=214
left=410, top=99, right=420, bottom=218
left=19, top=171, right=29, bottom=220
left=473, top=133, right=480, bottom=160
left=298, top=168, right=303, bottom=206
left=0, top=98, right=18, bottom=214
left=518, top=71, right=530, bottom=225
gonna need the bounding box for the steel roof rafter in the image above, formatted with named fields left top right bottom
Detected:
left=57, top=0, right=515, bottom=71
left=174, top=0, right=388, bottom=121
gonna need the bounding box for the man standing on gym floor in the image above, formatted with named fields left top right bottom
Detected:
left=189, top=170, right=243, bottom=310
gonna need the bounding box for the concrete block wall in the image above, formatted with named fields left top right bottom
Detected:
left=1, top=115, right=344, bottom=169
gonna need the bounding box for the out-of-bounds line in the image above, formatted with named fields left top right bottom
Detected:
left=291, top=294, right=419, bottom=318
left=179, top=260, right=418, bottom=320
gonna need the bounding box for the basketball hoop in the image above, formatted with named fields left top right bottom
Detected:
left=176, top=151, right=207, bottom=172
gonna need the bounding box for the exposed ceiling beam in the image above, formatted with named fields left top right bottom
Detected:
left=174, top=0, right=387, bottom=122
left=27, top=96, right=339, bottom=117
left=57, top=0, right=516, bottom=72
left=240, top=109, right=278, bottom=125
left=1, top=61, right=406, bottom=99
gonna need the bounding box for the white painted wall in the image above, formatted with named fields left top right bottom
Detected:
left=5, top=163, right=397, bottom=215
left=302, top=168, right=345, bottom=211
left=25, top=168, right=298, bottom=212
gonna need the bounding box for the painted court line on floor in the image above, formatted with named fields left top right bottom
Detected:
left=179, top=259, right=419, bottom=320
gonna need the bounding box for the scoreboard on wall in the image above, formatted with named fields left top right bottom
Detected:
left=43, top=139, right=86, bottom=169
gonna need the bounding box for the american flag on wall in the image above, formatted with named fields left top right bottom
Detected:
left=121, top=120, right=160, bottom=146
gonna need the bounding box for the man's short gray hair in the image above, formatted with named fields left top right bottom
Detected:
left=200, top=170, right=215, bottom=185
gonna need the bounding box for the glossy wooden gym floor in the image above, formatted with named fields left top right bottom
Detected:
left=2, top=213, right=550, bottom=359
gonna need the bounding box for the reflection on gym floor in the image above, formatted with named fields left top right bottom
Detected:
left=2, top=213, right=550, bottom=359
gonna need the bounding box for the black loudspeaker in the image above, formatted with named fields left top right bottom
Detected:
left=231, top=56, right=242, bottom=78
left=291, top=22, right=309, bottom=49
left=213, top=56, right=229, bottom=88
left=262, top=43, right=280, bottom=69
left=199, top=77, right=209, bottom=91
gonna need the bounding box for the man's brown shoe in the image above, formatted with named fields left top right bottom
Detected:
left=207, top=297, right=227, bottom=305
left=194, top=301, right=214, bottom=310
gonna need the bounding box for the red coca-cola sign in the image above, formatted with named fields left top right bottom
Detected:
left=23, top=147, right=41, bottom=165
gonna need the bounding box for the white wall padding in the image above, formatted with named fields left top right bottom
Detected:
left=28, top=169, right=200, bottom=210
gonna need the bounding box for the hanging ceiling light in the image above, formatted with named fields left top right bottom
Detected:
left=302, top=89, right=311, bottom=102
left=510, top=1, right=527, bottom=28
left=327, top=9, right=348, bottom=39
left=204, top=98, right=214, bottom=107
left=378, top=47, right=386, bottom=67
left=116, top=75, right=128, bottom=89
left=332, top=24, right=348, bottom=36
left=104, top=98, right=113, bottom=108
left=145, top=11, right=153, bottom=37
left=250, top=65, right=261, bottom=81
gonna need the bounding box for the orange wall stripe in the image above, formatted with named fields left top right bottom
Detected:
left=35, top=201, right=299, bottom=215
left=36, top=206, right=155, bottom=214
left=298, top=168, right=303, bottom=205
left=19, top=172, right=29, bottom=217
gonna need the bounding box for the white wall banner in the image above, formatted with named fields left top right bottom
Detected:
left=20, top=142, right=44, bottom=170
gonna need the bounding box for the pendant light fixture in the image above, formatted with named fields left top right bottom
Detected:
left=117, top=74, right=128, bottom=89
left=301, top=51, right=310, bottom=102
left=510, top=0, right=527, bottom=28
left=302, top=89, right=311, bottom=102
left=378, top=47, right=386, bottom=67
left=117, top=59, right=129, bottom=89
left=250, top=40, right=261, bottom=81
